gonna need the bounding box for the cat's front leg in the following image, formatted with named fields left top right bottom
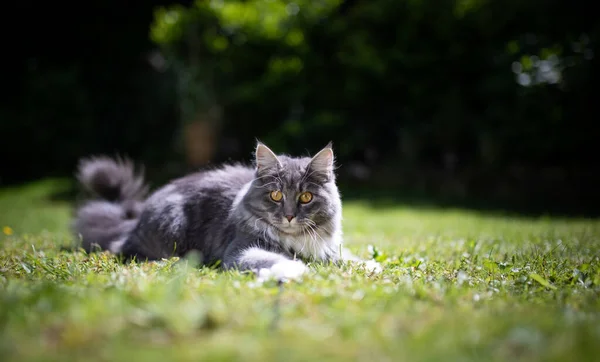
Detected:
left=225, top=247, right=308, bottom=281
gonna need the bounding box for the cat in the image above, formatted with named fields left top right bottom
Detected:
left=73, top=142, right=378, bottom=281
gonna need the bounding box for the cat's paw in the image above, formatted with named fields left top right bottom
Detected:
left=257, top=260, right=308, bottom=282
left=356, top=259, right=383, bottom=274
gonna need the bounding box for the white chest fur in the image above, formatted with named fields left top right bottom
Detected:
left=278, top=230, right=341, bottom=261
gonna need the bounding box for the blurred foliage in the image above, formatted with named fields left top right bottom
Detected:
left=147, top=0, right=597, bottom=159
left=146, top=0, right=600, bottom=212
left=149, top=0, right=342, bottom=124
left=1, top=0, right=597, bottom=214
left=145, top=0, right=597, bottom=213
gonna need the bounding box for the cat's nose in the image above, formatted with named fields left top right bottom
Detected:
left=285, top=215, right=295, bottom=222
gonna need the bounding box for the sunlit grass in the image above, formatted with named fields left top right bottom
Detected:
left=1, top=180, right=599, bottom=361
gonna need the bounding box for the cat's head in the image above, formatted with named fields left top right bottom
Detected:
left=241, top=142, right=342, bottom=240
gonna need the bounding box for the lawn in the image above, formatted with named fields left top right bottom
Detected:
left=1, top=179, right=599, bottom=362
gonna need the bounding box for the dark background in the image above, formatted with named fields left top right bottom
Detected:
left=1, top=0, right=597, bottom=216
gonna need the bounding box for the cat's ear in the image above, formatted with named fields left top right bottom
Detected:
left=255, top=142, right=281, bottom=171
left=308, top=143, right=335, bottom=179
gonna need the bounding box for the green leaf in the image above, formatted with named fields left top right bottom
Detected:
left=529, top=273, right=557, bottom=290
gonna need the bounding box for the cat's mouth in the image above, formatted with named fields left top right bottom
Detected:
left=273, top=221, right=316, bottom=237
left=275, top=223, right=302, bottom=236
left=268, top=220, right=302, bottom=235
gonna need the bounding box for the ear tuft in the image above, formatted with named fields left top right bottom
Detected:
left=255, top=142, right=281, bottom=171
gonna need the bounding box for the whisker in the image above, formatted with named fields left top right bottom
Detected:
left=306, top=223, right=326, bottom=244
left=306, top=219, right=332, bottom=236
left=304, top=224, right=320, bottom=257
left=299, top=228, right=308, bottom=255
left=252, top=174, right=275, bottom=182
left=253, top=181, right=279, bottom=189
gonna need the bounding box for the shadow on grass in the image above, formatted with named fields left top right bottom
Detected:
left=46, top=181, right=79, bottom=203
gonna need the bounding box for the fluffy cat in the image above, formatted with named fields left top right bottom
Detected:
left=73, top=142, right=373, bottom=280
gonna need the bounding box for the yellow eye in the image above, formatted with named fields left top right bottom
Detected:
left=270, top=190, right=283, bottom=202
left=299, top=192, right=313, bottom=204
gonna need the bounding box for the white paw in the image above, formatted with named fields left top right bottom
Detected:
left=257, top=260, right=308, bottom=282
left=360, top=260, right=383, bottom=274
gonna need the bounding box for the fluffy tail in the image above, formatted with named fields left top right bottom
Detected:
left=73, top=156, right=148, bottom=253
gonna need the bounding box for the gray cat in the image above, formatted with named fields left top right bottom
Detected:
left=73, top=142, right=376, bottom=280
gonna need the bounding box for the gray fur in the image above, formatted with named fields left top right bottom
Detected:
left=76, top=156, right=148, bottom=202
left=72, top=142, right=351, bottom=275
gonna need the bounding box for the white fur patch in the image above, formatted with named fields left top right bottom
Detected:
left=146, top=185, right=186, bottom=234
left=165, top=193, right=185, bottom=233
left=257, top=259, right=307, bottom=282
left=238, top=247, right=308, bottom=282
left=278, top=231, right=338, bottom=261
left=78, top=201, right=123, bottom=219
left=145, top=184, right=176, bottom=212
left=231, top=181, right=252, bottom=211
left=109, top=237, right=127, bottom=253
left=360, top=260, right=383, bottom=274
left=238, top=247, right=283, bottom=266
left=165, top=193, right=183, bottom=204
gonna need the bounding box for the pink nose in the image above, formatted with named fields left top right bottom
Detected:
left=286, top=215, right=294, bottom=222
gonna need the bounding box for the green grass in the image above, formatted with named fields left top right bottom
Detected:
left=1, top=180, right=599, bottom=362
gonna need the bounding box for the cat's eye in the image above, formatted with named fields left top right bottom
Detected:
left=299, top=192, right=313, bottom=204
left=270, top=190, right=283, bottom=202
